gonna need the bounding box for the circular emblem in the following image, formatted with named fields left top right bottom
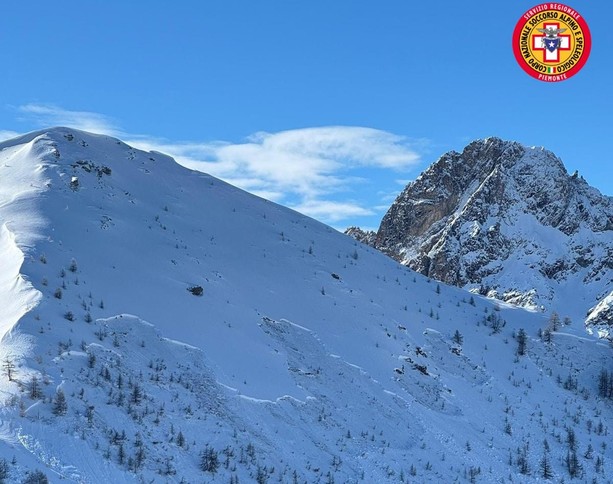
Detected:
left=512, top=3, right=591, bottom=82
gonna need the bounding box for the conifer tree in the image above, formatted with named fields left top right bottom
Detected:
left=549, top=312, right=560, bottom=332
left=29, top=376, right=43, bottom=399
left=452, top=330, right=464, bottom=346
left=516, top=328, right=527, bottom=356
left=52, top=388, right=68, bottom=416
left=2, top=357, right=15, bottom=381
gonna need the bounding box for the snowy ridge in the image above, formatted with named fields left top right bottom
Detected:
left=0, top=133, right=50, bottom=343
left=0, top=128, right=612, bottom=482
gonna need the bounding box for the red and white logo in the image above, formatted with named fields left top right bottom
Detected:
left=512, top=3, right=591, bottom=82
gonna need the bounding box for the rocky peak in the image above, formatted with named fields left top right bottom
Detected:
left=350, top=138, right=613, bottom=337
left=344, top=226, right=376, bottom=246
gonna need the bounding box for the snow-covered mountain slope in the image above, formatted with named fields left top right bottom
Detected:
left=1, top=128, right=613, bottom=483
left=354, top=137, right=613, bottom=338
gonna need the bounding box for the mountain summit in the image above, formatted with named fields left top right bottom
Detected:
left=355, top=137, right=613, bottom=337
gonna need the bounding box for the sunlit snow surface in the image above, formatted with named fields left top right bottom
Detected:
left=0, top=128, right=611, bottom=482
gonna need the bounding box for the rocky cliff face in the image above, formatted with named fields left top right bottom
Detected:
left=348, top=137, right=613, bottom=337
left=344, top=226, right=376, bottom=246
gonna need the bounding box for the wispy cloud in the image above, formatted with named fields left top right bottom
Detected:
left=10, top=104, right=426, bottom=225
left=0, top=130, right=21, bottom=142
left=16, top=104, right=121, bottom=136
left=131, top=127, right=423, bottom=223
left=167, top=127, right=421, bottom=198
left=290, top=200, right=375, bottom=223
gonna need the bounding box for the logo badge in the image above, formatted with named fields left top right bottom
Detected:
left=512, top=3, right=591, bottom=82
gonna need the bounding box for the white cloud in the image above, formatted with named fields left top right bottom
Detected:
left=126, top=126, right=424, bottom=224
left=290, top=200, right=375, bottom=223
left=153, top=126, right=419, bottom=191
left=17, top=104, right=120, bottom=136
left=10, top=104, right=426, bottom=225
left=0, top=130, right=21, bottom=142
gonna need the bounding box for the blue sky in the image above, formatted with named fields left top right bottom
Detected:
left=1, top=1, right=611, bottom=230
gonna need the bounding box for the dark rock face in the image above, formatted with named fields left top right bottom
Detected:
left=349, top=137, right=613, bottom=336
left=587, top=294, right=613, bottom=338
left=344, top=226, right=377, bottom=246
